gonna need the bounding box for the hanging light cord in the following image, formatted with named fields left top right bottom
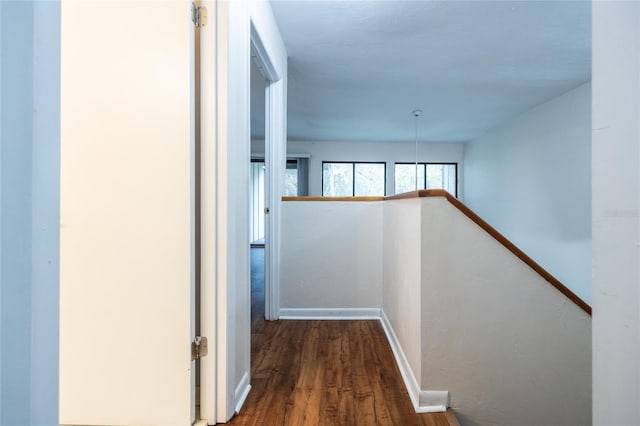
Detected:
left=413, top=110, right=422, bottom=191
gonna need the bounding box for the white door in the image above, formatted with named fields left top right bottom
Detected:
left=59, top=1, right=196, bottom=425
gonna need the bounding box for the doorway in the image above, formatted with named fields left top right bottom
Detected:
left=248, top=24, right=286, bottom=322
left=200, top=10, right=288, bottom=421
left=250, top=58, right=267, bottom=338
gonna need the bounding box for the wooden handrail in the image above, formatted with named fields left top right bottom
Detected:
left=282, top=190, right=592, bottom=315
left=282, top=196, right=385, bottom=202
left=413, top=190, right=591, bottom=315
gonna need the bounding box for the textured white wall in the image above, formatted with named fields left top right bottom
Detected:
left=253, top=139, right=464, bottom=198
left=1, top=2, right=60, bottom=424
left=420, top=197, right=591, bottom=426
left=464, top=82, right=592, bottom=304
left=592, top=2, right=640, bottom=423
left=281, top=202, right=383, bottom=309
left=382, top=198, right=422, bottom=381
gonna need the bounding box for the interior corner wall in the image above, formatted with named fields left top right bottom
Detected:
left=592, top=1, right=640, bottom=423
left=0, top=1, right=60, bottom=425
left=382, top=198, right=422, bottom=380
left=463, top=82, right=592, bottom=303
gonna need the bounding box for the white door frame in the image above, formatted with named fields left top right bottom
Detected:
left=198, top=0, right=221, bottom=422
left=200, top=1, right=286, bottom=423
left=250, top=21, right=285, bottom=321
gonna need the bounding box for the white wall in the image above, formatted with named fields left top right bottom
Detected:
left=249, top=0, right=288, bottom=324
left=0, top=1, right=60, bottom=424
left=0, top=4, right=3, bottom=420
left=30, top=3, right=60, bottom=424
left=227, top=0, right=251, bottom=410
left=464, top=82, right=592, bottom=304
left=253, top=139, right=464, bottom=198
left=420, top=197, right=591, bottom=426
left=281, top=201, right=383, bottom=310
left=209, top=0, right=288, bottom=419
left=592, top=2, right=640, bottom=424
left=1, top=4, right=33, bottom=422
left=382, top=198, right=422, bottom=384
left=281, top=195, right=592, bottom=421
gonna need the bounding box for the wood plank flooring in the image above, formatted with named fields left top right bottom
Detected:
left=228, top=248, right=452, bottom=426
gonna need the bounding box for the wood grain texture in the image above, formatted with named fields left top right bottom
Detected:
left=235, top=249, right=457, bottom=425
left=443, top=409, right=461, bottom=426
left=282, top=196, right=385, bottom=202
left=231, top=319, right=452, bottom=426
left=281, top=190, right=591, bottom=315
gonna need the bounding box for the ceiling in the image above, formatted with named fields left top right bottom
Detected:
left=251, top=0, right=591, bottom=143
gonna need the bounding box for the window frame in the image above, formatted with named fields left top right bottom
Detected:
left=394, top=162, right=458, bottom=197
left=394, top=162, right=426, bottom=194
left=321, top=161, right=387, bottom=197
left=284, top=159, right=299, bottom=197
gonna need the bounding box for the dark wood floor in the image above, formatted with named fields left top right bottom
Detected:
left=227, top=248, right=453, bottom=426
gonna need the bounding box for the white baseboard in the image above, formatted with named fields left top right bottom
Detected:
left=234, top=371, right=251, bottom=414
left=418, top=390, right=449, bottom=412
left=379, top=309, right=448, bottom=413
left=274, top=307, right=447, bottom=413
left=278, top=307, right=382, bottom=320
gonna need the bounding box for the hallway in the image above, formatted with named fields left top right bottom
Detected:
left=226, top=248, right=455, bottom=425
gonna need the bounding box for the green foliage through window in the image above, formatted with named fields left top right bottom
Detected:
left=322, top=162, right=386, bottom=196
left=394, top=163, right=457, bottom=196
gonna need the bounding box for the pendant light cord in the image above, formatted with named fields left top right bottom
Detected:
left=412, top=110, right=422, bottom=191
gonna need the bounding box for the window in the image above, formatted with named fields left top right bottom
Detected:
left=322, top=162, right=386, bottom=196
left=284, top=160, right=298, bottom=196
left=354, top=163, right=386, bottom=196
left=394, top=162, right=458, bottom=197
left=426, top=163, right=457, bottom=194
left=395, top=163, right=426, bottom=194
left=250, top=160, right=266, bottom=243
left=322, top=162, right=353, bottom=196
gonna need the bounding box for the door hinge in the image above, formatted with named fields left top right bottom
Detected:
left=191, top=2, right=207, bottom=27
left=191, top=336, right=208, bottom=361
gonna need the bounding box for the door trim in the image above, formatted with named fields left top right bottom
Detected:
left=200, top=1, right=287, bottom=423
left=250, top=20, right=285, bottom=321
